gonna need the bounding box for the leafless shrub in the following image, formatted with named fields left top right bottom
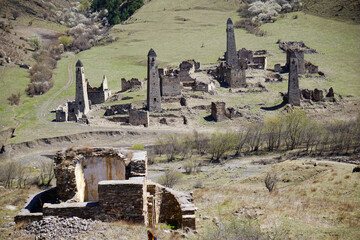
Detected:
left=234, top=20, right=267, bottom=37
left=11, top=10, right=20, bottom=20
left=73, top=34, right=91, bottom=51
left=7, top=92, right=21, bottom=105
left=183, top=160, right=195, bottom=174
left=30, top=69, right=52, bottom=82
left=0, top=162, right=17, bottom=188
left=26, top=81, right=53, bottom=96
left=38, top=160, right=55, bottom=187
left=209, top=132, right=236, bottom=163
left=158, top=168, right=182, bottom=188
left=265, top=172, right=278, bottom=192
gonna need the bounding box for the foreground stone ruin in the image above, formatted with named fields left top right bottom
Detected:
left=16, top=148, right=196, bottom=230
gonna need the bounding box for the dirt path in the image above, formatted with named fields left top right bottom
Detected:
left=37, top=52, right=75, bottom=124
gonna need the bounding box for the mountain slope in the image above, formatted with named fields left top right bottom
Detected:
left=302, top=0, right=360, bottom=23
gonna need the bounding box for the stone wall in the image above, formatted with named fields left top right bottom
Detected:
left=129, top=108, right=149, bottom=127
left=16, top=148, right=196, bottom=230
left=98, top=178, right=148, bottom=224
left=104, top=104, right=132, bottom=116
left=211, top=102, right=226, bottom=122
left=160, top=75, right=181, bottom=96
left=121, top=78, right=142, bottom=92
left=54, top=148, right=143, bottom=202
left=43, top=202, right=99, bottom=219
left=286, top=49, right=305, bottom=74
left=147, top=49, right=162, bottom=112
left=288, top=59, right=300, bottom=106
left=251, top=56, right=267, bottom=70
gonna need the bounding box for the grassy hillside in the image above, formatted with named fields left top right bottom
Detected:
left=0, top=0, right=359, bottom=143
left=302, top=0, right=360, bottom=23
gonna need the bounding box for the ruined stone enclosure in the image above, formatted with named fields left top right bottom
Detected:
left=16, top=148, right=196, bottom=230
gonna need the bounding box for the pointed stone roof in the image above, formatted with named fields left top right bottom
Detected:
left=227, top=18, right=233, bottom=25
left=76, top=60, right=83, bottom=67
left=148, top=48, right=157, bottom=57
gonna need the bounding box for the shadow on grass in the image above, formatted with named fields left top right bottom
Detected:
left=260, top=100, right=287, bottom=111
left=203, top=115, right=214, bottom=121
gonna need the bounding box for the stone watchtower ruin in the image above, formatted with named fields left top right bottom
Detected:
left=75, top=60, right=90, bottom=116
left=147, top=49, right=161, bottom=112
left=288, top=58, right=301, bottom=106
left=219, top=18, right=246, bottom=88
left=226, top=18, right=238, bottom=68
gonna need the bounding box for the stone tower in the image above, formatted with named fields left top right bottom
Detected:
left=226, top=18, right=238, bottom=68
left=288, top=58, right=300, bottom=106
left=286, top=49, right=305, bottom=74
left=147, top=49, right=161, bottom=112
left=75, top=60, right=90, bottom=115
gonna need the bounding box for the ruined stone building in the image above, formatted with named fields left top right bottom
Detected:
left=56, top=60, right=112, bottom=123
left=288, top=59, right=301, bottom=106
left=218, top=18, right=247, bottom=88
left=15, top=148, right=196, bottom=230
left=87, top=75, right=111, bottom=104
left=75, top=60, right=90, bottom=116
left=121, top=78, right=142, bottom=92
left=238, top=48, right=267, bottom=70
left=147, top=49, right=162, bottom=112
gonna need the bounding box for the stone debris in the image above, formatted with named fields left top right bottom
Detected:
left=24, top=216, right=101, bottom=240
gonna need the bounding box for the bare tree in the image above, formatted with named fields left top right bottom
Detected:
left=38, top=160, right=55, bottom=187
left=1, top=162, right=17, bottom=188
left=234, top=128, right=249, bottom=156
left=264, top=172, right=278, bottom=192
left=282, top=109, right=307, bottom=150
left=246, top=122, right=264, bottom=152
left=158, top=168, right=182, bottom=188
left=11, top=10, right=20, bottom=20
left=264, top=118, right=282, bottom=152
left=192, top=130, right=209, bottom=156
left=209, top=132, right=236, bottom=163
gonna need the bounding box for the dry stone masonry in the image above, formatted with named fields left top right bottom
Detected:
left=16, top=147, right=196, bottom=230
left=147, top=49, right=162, bottom=112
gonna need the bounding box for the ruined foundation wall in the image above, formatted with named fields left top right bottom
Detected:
left=98, top=178, right=147, bottom=224
left=129, top=109, right=149, bottom=127
left=160, top=75, right=181, bottom=96
left=211, top=102, right=226, bottom=122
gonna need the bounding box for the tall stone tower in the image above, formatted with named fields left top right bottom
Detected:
left=147, top=49, right=161, bottom=112
left=226, top=18, right=238, bottom=68
left=75, top=60, right=90, bottom=115
left=286, top=49, right=305, bottom=74
left=288, top=58, right=300, bottom=106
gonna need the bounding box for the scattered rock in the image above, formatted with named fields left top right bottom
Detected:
left=212, top=217, right=222, bottom=227
left=24, top=216, right=101, bottom=240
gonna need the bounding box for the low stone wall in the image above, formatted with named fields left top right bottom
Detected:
left=104, top=104, right=132, bottom=116
left=43, top=202, right=99, bottom=220
left=15, top=188, right=58, bottom=224
left=211, top=102, right=226, bottom=122
left=98, top=178, right=148, bottom=224
left=160, top=75, right=181, bottom=96
left=129, top=109, right=149, bottom=127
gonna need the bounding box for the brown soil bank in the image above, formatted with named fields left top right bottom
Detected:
left=302, top=0, right=360, bottom=23
left=0, top=130, right=162, bottom=160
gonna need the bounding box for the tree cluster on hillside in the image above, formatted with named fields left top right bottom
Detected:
left=91, top=0, right=144, bottom=25
left=236, top=0, right=302, bottom=36
left=152, top=110, right=360, bottom=164
left=0, top=160, right=54, bottom=189
left=55, top=3, right=117, bottom=52
left=25, top=42, right=63, bottom=96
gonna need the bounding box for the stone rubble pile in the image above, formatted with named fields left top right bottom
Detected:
left=24, top=216, right=101, bottom=240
